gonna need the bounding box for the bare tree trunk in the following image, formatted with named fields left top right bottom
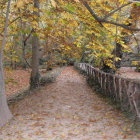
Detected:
left=30, top=0, right=40, bottom=89
left=0, top=0, right=12, bottom=127
left=21, top=22, right=27, bottom=69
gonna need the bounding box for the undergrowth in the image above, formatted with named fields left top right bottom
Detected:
left=40, top=67, right=64, bottom=86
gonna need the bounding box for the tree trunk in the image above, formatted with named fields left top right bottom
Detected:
left=0, top=0, right=12, bottom=127
left=30, top=0, right=40, bottom=89
left=22, top=23, right=27, bottom=69
left=30, top=34, right=40, bottom=89
left=114, top=43, right=123, bottom=69
left=0, top=60, right=12, bottom=127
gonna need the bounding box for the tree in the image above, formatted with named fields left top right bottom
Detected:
left=0, top=0, right=12, bottom=127
left=30, top=0, right=40, bottom=89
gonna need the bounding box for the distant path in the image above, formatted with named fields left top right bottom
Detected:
left=117, top=71, right=140, bottom=80
left=0, top=67, right=139, bottom=139
left=116, top=67, right=140, bottom=80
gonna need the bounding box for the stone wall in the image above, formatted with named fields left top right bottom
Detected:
left=75, top=63, right=140, bottom=120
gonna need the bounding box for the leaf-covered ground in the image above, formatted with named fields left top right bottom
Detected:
left=116, top=67, right=140, bottom=80
left=5, top=69, right=30, bottom=97
left=0, top=67, right=140, bottom=139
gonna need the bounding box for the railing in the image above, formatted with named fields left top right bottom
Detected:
left=75, top=63, right=140, bottom=120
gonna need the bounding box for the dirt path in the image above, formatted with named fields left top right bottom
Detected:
left=0, top=67, right=139, bottom=140
left=116, top=67, right=140, bottom=80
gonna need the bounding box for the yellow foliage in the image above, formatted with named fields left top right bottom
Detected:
left=16, top=0, right=25, bottom=8
left=131, top=61, right=140, bottom=66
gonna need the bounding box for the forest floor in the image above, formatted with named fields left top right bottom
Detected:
left=5, top=66, right=140, bottom=98
left=5, top=68, right=49, bottom=97
left=116, top=67, right=140, bottom=80
left=1, top=67, right=140, bottom=140
left=5, top=69, right=30, bottom=97
left=117, top=71, right=140, bottom=80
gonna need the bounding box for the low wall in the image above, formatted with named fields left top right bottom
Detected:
left=75, top=63, right=140, bottom=120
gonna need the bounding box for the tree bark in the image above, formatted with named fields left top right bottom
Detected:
left=30, top=0, right=40, bottom=89
left=0, top=0, right=12, bottom=127
left=21, top=21, right=27, bottom=69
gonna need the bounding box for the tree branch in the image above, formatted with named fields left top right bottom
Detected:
left=9, top=17, right=21, bottom=25
left=127, top=0, right=140, bottom=3
left=23, top=57, right=32, bottom=68
left=24, top=29, right=33, bottom=45
left=0, top=17, right=21, bottom=37
left=103, top=2, right=132, bottom=20
left=80, top=0, right=103, bottom=27
left=80, top=0, right=140, bottom=31
left=102, top=20, right=140, bottom=31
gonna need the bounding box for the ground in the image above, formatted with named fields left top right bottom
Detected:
left=116, top=67, right=140, bottom=80
left=5, top=69, right=47, bottom=97
left=1, top=67, right=140, bottom=139
left=5, top=69, right=30, bottom=97
left=117, top=71, right=140, bottom=80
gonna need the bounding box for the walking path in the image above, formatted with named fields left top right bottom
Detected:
left=0, top=67, right=139, bottom=140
